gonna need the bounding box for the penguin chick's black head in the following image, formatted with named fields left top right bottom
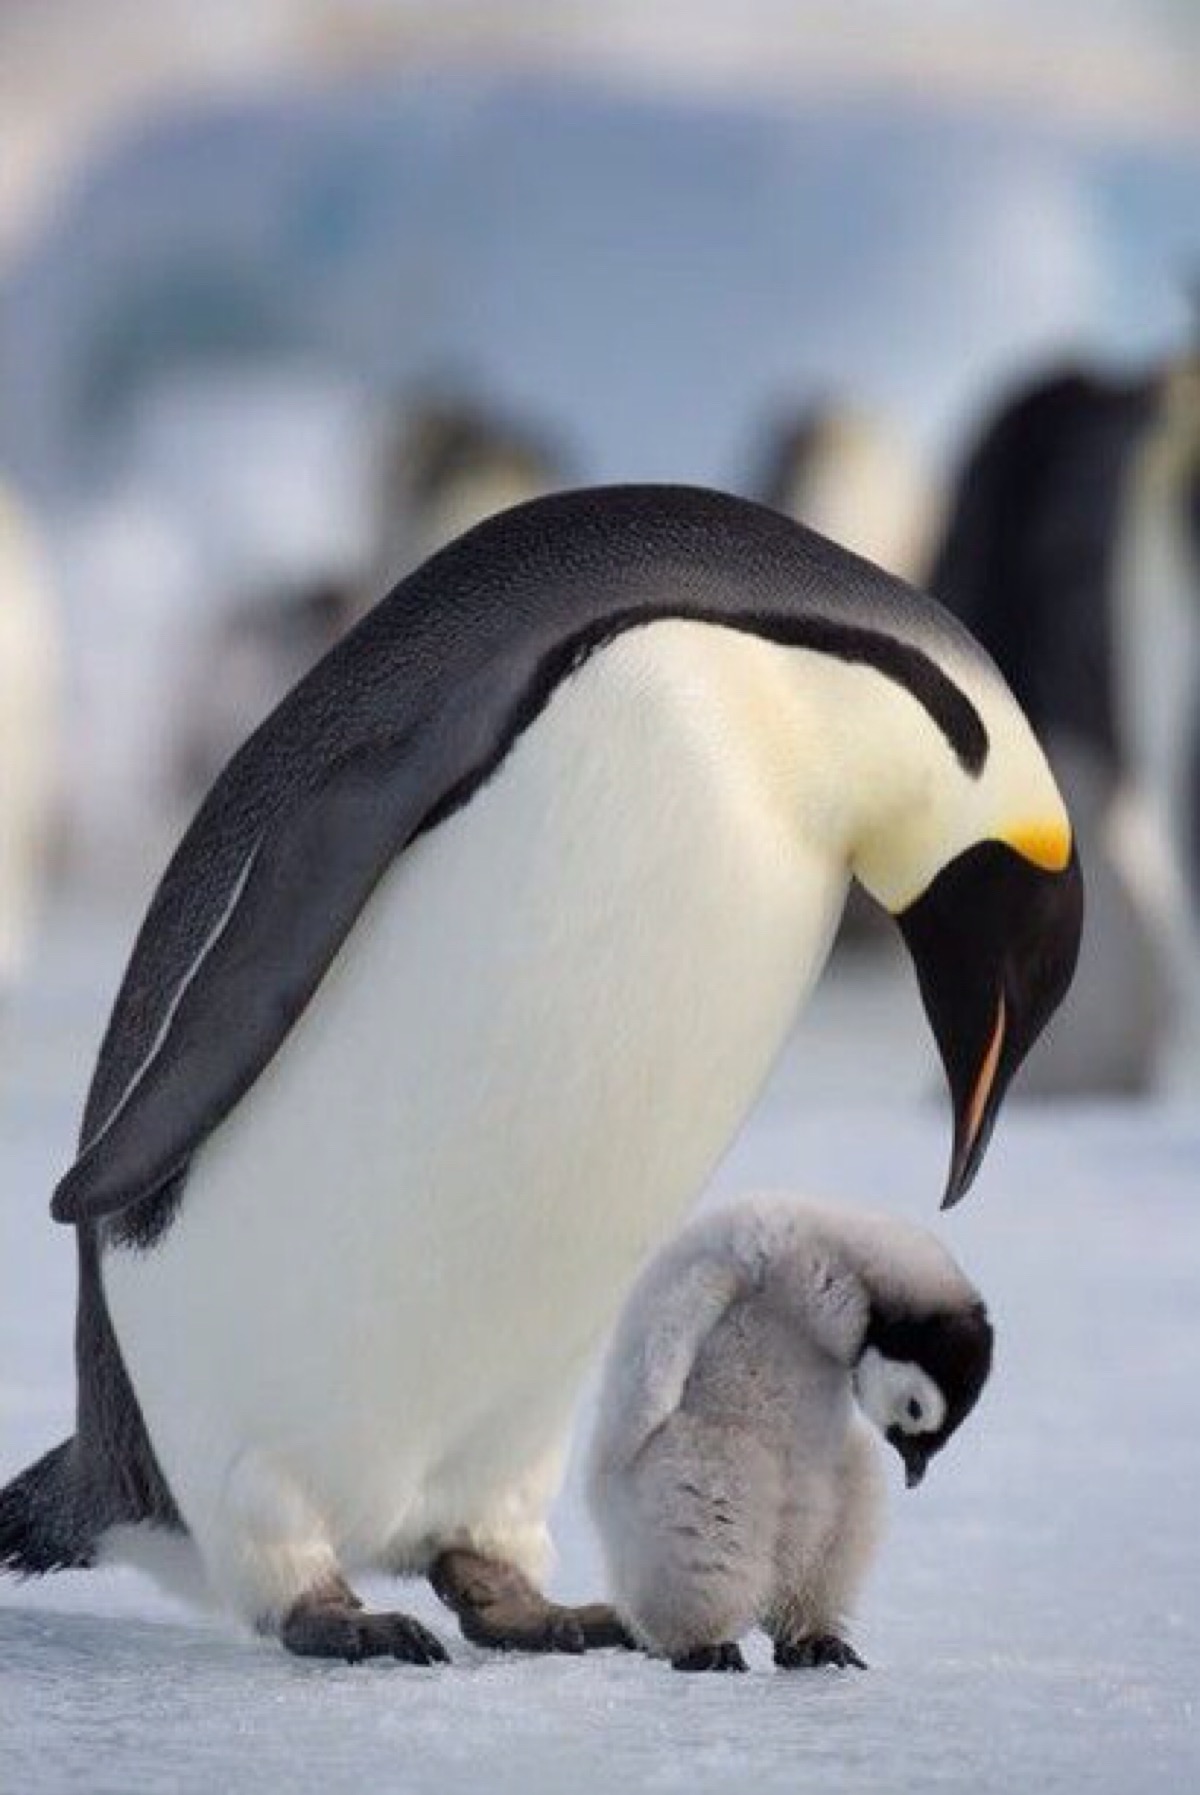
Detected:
left=898, top=840, right=1084, bottom=1208
left=865, top=1303, right=995, bottom=1488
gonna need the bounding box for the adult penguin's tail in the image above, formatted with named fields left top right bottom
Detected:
left=0, top=1439, right=94, bottom=1574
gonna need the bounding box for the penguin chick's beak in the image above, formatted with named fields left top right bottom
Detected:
left=896, top=841, right=1083, bottom=1208
left=887, top=1429, right=929, bottom=1488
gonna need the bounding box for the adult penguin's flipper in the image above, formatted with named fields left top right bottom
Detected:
left=52, top=739, right=430, bottom=1224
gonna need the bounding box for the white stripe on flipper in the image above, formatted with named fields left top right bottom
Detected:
left=79, top=841, right=261, bottom=1157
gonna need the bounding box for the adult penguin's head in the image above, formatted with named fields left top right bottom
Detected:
left=844, top=648, right=1082, bottom=1206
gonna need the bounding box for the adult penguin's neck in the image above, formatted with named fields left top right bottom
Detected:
left=638, top=618, right=978, bottom=917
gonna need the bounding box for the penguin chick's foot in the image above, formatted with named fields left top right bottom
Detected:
left=774, top=1633, right=867, bottom=1671
left=672, top=1642, right=749, bottom=1673
left=430, top=1548, right=635, bottom=1654
left=281, top=1588, right=448, bottom=1665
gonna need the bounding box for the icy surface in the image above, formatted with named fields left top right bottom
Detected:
left=2, top=895, right=1198, bottom=1792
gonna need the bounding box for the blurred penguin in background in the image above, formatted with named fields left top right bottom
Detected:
left=930, top=355, right=1200, bottom=1093
left=753, top=403, right=940, bottom=587
left=174, top=574, right=360, bottom=805
left=368, top=394, right=571, bottom=587
left=176, top=396, right=571, bottom=806
left=0, top=483, right=59, bottom=1009
left=753, top=402, right=942, bottom=952
left=1117, top=359, right=1200, bottom=941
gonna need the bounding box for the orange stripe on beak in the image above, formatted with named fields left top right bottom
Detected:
left=965, top=991, right=1007, bottom=1153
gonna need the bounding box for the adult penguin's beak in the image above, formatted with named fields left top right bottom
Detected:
left=896, top=839, right=1084, bottom=1208
left=944, top=989, right=1008, bottom=1206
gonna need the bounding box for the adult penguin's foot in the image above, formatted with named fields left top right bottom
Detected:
left=672, top=1641, right=748, bottom=1673
left=430, top=1547, right=635, bottom=1653
left=281, top=1584, right=448, bottom=1664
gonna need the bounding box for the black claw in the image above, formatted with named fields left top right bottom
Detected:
left=389, top=1619, right=450, bottom=1665
left=774, top=1633, right=867, bottom=1671
left=672, top=1641, right=748, bottom=1673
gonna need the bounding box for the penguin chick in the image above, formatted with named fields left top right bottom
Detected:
left=589, top=1195, right=993, bottom=1673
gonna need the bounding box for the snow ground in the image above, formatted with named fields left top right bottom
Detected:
left=2, top=893, right=1198, bottom=1794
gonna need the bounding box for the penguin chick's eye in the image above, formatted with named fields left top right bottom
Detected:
left=854, top=1348, right=947, bottom=1437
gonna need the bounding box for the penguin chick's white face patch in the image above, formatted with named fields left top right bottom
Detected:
left=853, top=1346, right=947, bottom=1438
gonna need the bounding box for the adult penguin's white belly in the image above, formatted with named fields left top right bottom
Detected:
left=103, top=622, right=846, bottom=1570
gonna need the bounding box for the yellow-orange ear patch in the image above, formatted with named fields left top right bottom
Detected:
left=1000, top=820, right=1072, bottom=872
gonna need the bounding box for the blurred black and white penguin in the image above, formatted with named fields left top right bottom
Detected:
left=0, top=483, right=59, bottom=1009
left=1, top=487, right=1080, bottom=1664
left=753, top=403, right=940, bottom=587
left=930, top=357, right=1200, bottom=1093
left=369, top=394, right=571, bottom=587
left=174, top=400, right=568, bottom=808
left=1119, top=360, right=1200, bottom=947
left=174, top=575, right=360, bottom=806
left=753, top=404, right=943, bottom=949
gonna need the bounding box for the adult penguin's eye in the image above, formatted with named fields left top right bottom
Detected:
left=907, top=1398, right=923, bottom=1422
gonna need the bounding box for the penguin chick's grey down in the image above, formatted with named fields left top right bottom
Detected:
left=589, top=1195, right=993, bottom=1672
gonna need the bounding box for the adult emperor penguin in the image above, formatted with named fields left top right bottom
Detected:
left=0, top=487, right=1081, bottom=1663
